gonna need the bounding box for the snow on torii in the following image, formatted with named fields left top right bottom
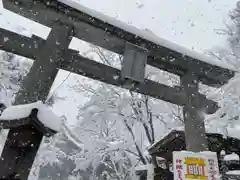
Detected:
left=60, top=0, right=235, bottom=71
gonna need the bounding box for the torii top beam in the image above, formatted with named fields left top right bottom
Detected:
left=2, top=0, right=235, bottom=87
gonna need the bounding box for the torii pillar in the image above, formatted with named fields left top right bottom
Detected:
left=0, top=22, right=73, bottom=179
left=181, top=71, right=208, bottom=151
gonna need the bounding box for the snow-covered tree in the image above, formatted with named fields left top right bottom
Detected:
left=0, top=51, right=32, bottom=105
left=66, top=45, right=182, bottom=179
left=204, top=1, right=240, bottom=137
left=0, top=51, right=32, bottom=157
left=30, top=130, right=84, bottom=180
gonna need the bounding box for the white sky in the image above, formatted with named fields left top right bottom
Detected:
left=0, top=0, right=238, bottom=125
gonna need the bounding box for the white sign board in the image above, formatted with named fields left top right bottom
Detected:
left=173, top=151, right=220, bottom=180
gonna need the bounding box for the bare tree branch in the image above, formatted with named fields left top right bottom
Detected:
left=123, top=119, right=147, bottom=165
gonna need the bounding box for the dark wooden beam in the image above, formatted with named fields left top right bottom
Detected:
left=0, top=28, right=43, bottom=59
left=61, top=50, right=219, bottom=114
left=62, top=50, right=184, bottom=105
left=2, top=0, right=235, bottom=87
left=14, top=22, right=73, bottom=104
left=2, top=0, right=125, bottom=54
left=0, top=28, right=219, bottom=114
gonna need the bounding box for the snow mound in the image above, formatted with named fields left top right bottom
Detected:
left=0, top=101, right=61, bottom=132
left=224, top=153, right=240, bottom=161
left=59, top=0, right=236, bottom=71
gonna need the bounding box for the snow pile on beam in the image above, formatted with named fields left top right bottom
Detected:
left=148, top=126, right=184, bottom=149
left=226, top=170, right=240, bottom=175
left=177, top=125, right=240, bottom=139
left=224, top=153, right=240, bottom=161
left=149, top=125, right=240, bottom=150
left=0, top=101, right=61, bottom=131
left=59, top=0, right=236, bottom=71
left=135, top=164, right=148, bottom=171
left=207, top=125, right=240, bottom=139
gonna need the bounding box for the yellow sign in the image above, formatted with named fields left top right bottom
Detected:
left=184, top=157, right=208, bottom=179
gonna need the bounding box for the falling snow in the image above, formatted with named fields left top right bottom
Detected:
left=0, top=0, right=240, bottom=179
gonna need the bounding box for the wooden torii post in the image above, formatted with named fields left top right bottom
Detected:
left=0, top=0, right=235, bottom=179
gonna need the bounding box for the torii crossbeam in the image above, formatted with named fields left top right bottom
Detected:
left=0, top=27, right=219, bottom=113
left=0, top=0, right=236, bottom=179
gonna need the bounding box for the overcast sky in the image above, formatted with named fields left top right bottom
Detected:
left=0, top=0, right=238, bottom=125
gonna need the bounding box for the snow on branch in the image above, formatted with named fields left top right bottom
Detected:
left=61, top=116, right=84, bottom=148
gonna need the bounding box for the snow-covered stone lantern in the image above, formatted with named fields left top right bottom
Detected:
left=0, top=101, right=61, bottom=179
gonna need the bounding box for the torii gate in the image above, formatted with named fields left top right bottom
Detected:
left=0, top=0, right=235, bottom=179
